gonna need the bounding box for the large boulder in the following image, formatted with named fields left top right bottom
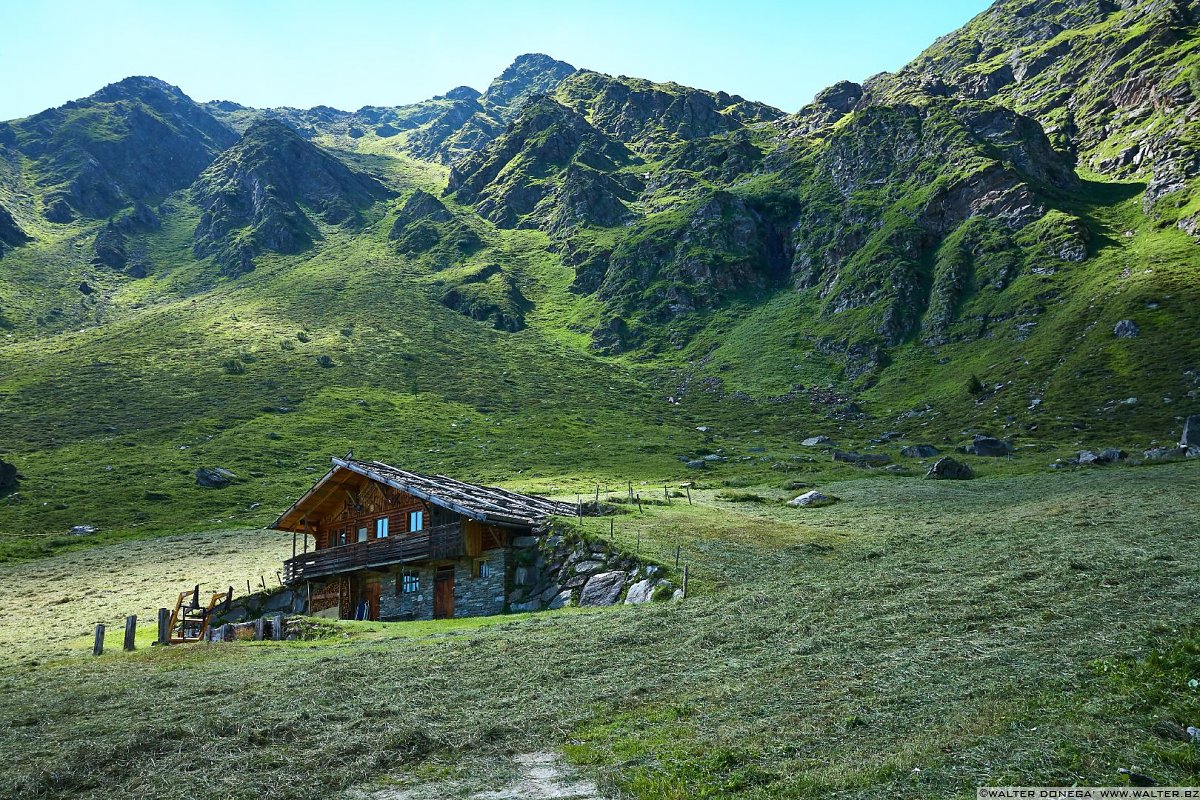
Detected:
left=195, top=467, right=237, bottom=488
left=1181, top=416, right=1200, bottom=448
left=970, top=436, right=1012, bottom=457
left=1144, top=446, right=1187, bottom=462
left=926, top=457, right=974, bottom=480
left=1113, top=319, right=1140, bottom=338
left=900, top=444, right=939, bottom=458
left=802, top=436, right=833, bottom=447
left=833, top=450, right=890, bottom=465
left=579, top=571, right=625, bottom=606
left=624, top=579, right=656, bottom=605
left=787, top=490, right=835, bottom=507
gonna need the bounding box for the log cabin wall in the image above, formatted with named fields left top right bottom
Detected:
left=311, top=478, right=458, bottom=550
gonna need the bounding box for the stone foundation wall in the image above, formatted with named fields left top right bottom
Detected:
left=379, top=567, right=435, bottom=621
left=506, top=527, right=678, bottom=612
left=454, top=548, right=508, bottom=617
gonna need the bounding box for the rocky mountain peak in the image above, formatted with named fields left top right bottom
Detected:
left=482, top=53, right=578, bottom=120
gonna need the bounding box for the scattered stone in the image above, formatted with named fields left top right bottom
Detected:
left=509, top=599, right=542, bottom=613
left=1143, top=446, right=1187, bottom=461
left=802, top=436, right=833, bottom=447
left=78, top=280, right=94, bottom=295
left=787, top=490, right=835, bottom=507
left=970, top=436, right=1012, bottom=457
left=926, top=457, right=974, bottom=480
left=1181, top=415, right=1200, bottom=448
left=1078, top=448, right=1126, bottom=466
left=195, top=467, right=237, bottom=488
left=685, top=459, right=706, bottom=469
left=547, top=589, right=572, bottom=610
left=695, top=426, right=711, bottom=433
left=833, top=450, right=890, bottom=465
left=572, top=560, right=604, bottom=575
left=1151, top=721, right=1192, bottom=742
left=579, top=571, right=625, bottom=606
left=884, top=464, right=904, bottom=473
left=624, top=579, right=656, bottom=604
left=1113, top=319, right=1140, bottom=338
left=68, top=525, right=97, bottom=536
left=900, top=444, right=939, bottom=458
left=702, top=454, right=727, bottom=462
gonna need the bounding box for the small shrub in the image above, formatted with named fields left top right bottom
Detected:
left=716, top=491, right=767, bottom=503
left=280, top=339, right=295, bottom=351
left=221, top=358, right=246, bottom=375
left=296, top=331, right=311, bottom=343
left=967, top=374, right=985, bottom=396
left=316, top=355, right=335, bottom=368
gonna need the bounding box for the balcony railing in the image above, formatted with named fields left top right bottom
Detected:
left=282, top=523, right=463, bottom=584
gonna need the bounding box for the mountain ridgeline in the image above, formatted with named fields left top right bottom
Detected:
left=0, top=0, right=1198, bottom=540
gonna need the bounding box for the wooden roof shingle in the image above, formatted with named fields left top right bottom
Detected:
left=272, top=457, right=579, bottom=531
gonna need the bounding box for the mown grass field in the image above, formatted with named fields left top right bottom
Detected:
left=2, top=461, right=1197, bottom=799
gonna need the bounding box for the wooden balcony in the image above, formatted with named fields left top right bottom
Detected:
left=283, top=523, right=463, bottom=584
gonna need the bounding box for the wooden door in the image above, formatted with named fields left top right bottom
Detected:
left=434, top=567, right=455, bottom=619
left=365, top=580, right=380, bottom=622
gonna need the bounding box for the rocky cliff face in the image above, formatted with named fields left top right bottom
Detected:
left=893, top=0, right=1200, bottom=238
left=7, top=76, right=237, bottom=221
left=0, top=203, right=29, bottom=254
left=447, top=96, right=641, bottom=230
left=554, top=70, right=783, bottom=157
left=192, top=120, right=392, bottom=274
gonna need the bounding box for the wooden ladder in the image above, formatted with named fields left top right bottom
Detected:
left=167, top=585, right=232, bottom=643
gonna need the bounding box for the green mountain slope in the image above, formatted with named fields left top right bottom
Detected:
left=0, top=1, right=1197, bottom=551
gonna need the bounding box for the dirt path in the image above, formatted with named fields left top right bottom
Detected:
left=369, top=752, right=603, bottom=800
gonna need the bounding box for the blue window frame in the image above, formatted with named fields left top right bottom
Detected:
left=375, top=517, right=389, bottom=538
left=409, top=510, right=424, bottom=532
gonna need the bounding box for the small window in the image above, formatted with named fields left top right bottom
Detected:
left=473, top=558, right=494, bottom=579
left=375, top=518, right=389, bottom=538
left=336, top=529, right=347, bottom=546
left=409, top=510, right=424, bottom=532
left=398, top=571, right=419, bottom=594
left=357, top=527, right=368, bottom=543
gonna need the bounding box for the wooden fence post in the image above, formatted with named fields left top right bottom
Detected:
left=636, top=493, right=643, bottom=513
left=664, top=485, right=671, bottom=505
left=123, top=615, right=137, bottom=651
left=254, top=617, right=265, bottom=641
left=675, top=544, right=681, bottom=570
left=93, top=624, right=105, bottom=656
left=156, top=608, right=170, bottom=645
left=260, top=575, right=267, bottom=592
left=686, top=485, right=692, bottom=505
left=627, top=481, right=633, bottom=502
left=271, top=613, right=284, bottom=641
left=682, top=565, right=689, bottom=599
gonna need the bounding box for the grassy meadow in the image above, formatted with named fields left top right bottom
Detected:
left=1, top=461, right=1198, bottom=799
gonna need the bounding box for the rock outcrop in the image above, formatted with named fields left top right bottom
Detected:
left=192, top=120, right=392, bottom=274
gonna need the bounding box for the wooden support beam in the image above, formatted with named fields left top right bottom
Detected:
left=156, top=608, right=170, bottom=646
left=123, top=615, right=137, bottom=651
left=93, top=624, right=105, bottom=656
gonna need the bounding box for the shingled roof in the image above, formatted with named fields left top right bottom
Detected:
left=272, top=457, right=579, bottom=531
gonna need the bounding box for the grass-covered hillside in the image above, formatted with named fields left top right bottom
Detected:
left=0, top=1, right=1198, bottom=794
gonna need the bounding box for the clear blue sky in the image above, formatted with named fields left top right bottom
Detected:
left=0, top=0, right=992, bottom=120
